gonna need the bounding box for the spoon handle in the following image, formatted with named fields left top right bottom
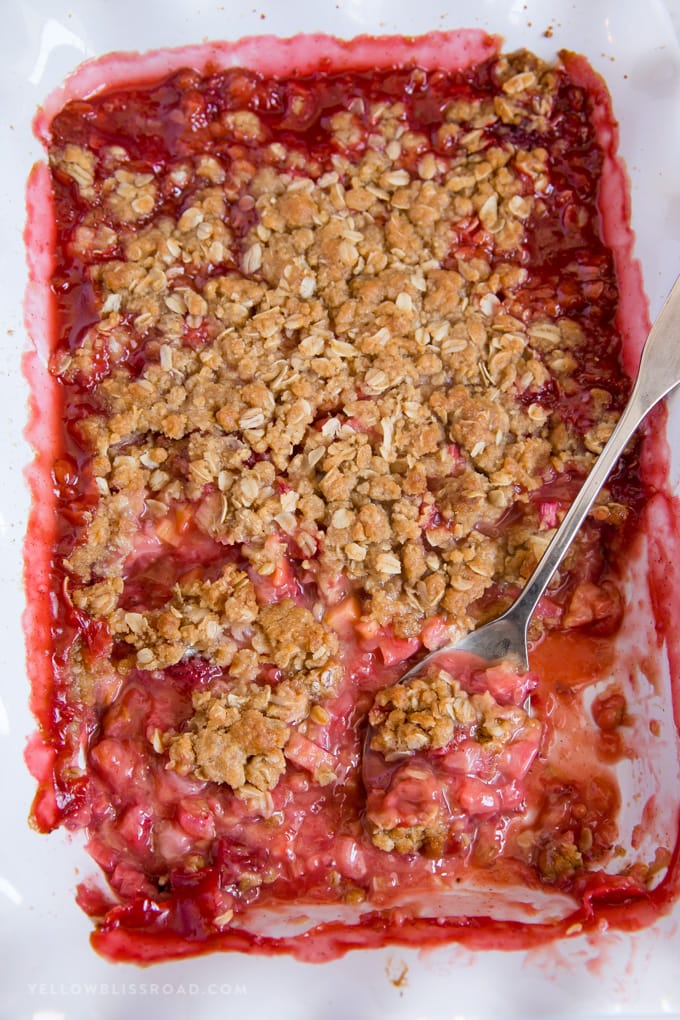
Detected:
left=510, top=276, right=680, bottom=630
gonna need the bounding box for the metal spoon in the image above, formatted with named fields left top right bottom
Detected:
left=396, top=275, right=680, bottom=682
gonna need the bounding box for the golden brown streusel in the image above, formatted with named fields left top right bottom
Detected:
left=370, top=820, right=448, bottom=856
left=368, top=667, right=535, bottom=761
left=60, top=57, right=617, bottom=642
left=163, top=679, right=311, bottom=802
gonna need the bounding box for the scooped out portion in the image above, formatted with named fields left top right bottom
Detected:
left=366, top=657, right=540, bottom=854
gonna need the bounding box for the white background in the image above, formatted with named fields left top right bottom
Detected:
left=1, top=2, right=680, bottom=1019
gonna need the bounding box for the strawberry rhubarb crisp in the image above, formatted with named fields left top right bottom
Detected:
left=25, top=38, right=678, bottom=962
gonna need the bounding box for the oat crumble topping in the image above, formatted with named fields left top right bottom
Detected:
left=162, top=679, right=311, bottom=806
left=369, top=667, right=536, bottom=760
left=56, top=55, right=623, bottom=698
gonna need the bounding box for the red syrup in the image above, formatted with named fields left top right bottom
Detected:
left=23, top=30, right=680, bottom=964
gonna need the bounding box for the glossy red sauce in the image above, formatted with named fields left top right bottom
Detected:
left=23, top=31, right=680, bottom=964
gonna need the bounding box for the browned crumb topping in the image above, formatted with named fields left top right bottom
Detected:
left=254, top=600, right=343, bottom=698
left=369, top=668, right=533, bottom=760
left=371, top=820, right=448, bottom=856
left=162, top=679, right=311, bottom=810
left=74, top=562, right=259, bottom=670
left=58, top=51, right=622, bottom=649
left=154, top=599, right=343, bottom=796
left=537, top=836, right=584, bottom=882
left=368, top=762, right=450, bottom=855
